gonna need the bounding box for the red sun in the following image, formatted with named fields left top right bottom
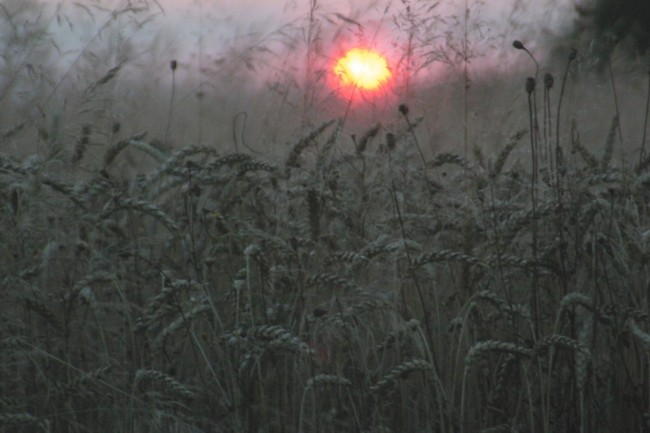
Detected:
left=333, top=48, right=392, bottom=93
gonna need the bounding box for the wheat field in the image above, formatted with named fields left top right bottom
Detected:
left=2, top=0, right=650, bottom=432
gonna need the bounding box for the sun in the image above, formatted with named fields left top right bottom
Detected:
left=333, top=48, right=392, bottom=91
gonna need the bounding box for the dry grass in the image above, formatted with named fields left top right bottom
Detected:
left=2, top=1, right=650, bottom=433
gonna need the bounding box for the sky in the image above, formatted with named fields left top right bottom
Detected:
left=4, top=0, right=598, bottom=154
left=137, top=0, right=578, bottom=117
left=5, top=0, right=583, bottom=115
left=154, top=0, right=578, bottom=74
left=42, top=0, right=579, bottom=87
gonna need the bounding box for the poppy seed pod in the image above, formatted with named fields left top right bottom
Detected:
left=170, top=60, right=178, bottom=71
left=386, top=133, right=396, bottom=151
left=544, top=73, right=554, bottom=90
left=568, top=48, right=577, bottom=61
left=513, top=40, right=525, bottom=50
left=398, top=104, right=409, bottom=116
left=526, top=77, right=535, bottom=94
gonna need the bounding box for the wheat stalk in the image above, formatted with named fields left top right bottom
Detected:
left=135, top=368, right=194, bottom=399
left=536, top=334, right=590, bottom=393
left=0, top=413, right=47, bottom=432
left=465, top=340, right=533, bottom=368
left=377, top=319, right=420, bottom=351
left=629, top=319, right=650, bottom=350
left=103, top=131, right=147, bottom=167
left=370, top=359, right=432, bottom=394
left=305, top=374, right=351, bottom=390
left=325, top=251, right=369, bottom=265
left=410, top=249, right=483, bottom=268
left=473, top=290, right=531, bottom=321
left=153, top=301, right=211, bottom=349
left=600, top=116, right=618, bottom=173
left=490, top=129, right=527, bottom=177
left=571, top=120, right=599, bottom=170
left=146, top=146, right=219, bottom=187
left=479, top=424, right=511, bottom=433
left=428, top=152, right=469, bottom=169
left=307, top=272, right=357, bottom=290
left=285, top=119, right=335, bottom=174
left=105, top=197, right=179, bottom=232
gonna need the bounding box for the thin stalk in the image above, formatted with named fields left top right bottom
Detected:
left=164, top=60, right=177, bottom=144
left=463, top=0, right=470, bottom=160
left=513, top=40, right=539, bottom=82
left=386, top=146, right=441, bottom=389
left=514, top=41, right=540, bottom=166
left=302, top=0, right=319, bottom=124
left=533, top=86, right=540, bottom=161
left=526, top=77, right=539, bottom=340
left=399, top=104, right=433, bottom=194
left=41, top=5, right=130, bottom=106
left=544, top=73, right=554, bottom=175
left=405, top=21, right=414, bottom=102
left=554, top=48, right=576, bottom=297
left=197, top=1, right=204, bottom=145
left=640, top=66, right=650, bottom=170
left=556, top=50, right=575, bottom=167
left=606, top=46, right=624, bottom=146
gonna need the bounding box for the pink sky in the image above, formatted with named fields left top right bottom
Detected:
left=5, top=0, right=605, bottom=156
left=46, top=0, right=577, bottom=78
left=8, top=0, right=580, bottom=124
left=22, top=0, right=577, bottom=129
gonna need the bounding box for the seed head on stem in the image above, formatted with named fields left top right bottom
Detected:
left=544, top=73, right=554, bottom=90
left=526, top=77, right=536, bottom=95
left=513, top=40, right=539, bottom=80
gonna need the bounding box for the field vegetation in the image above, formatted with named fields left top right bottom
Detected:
left=1, top=0, right=650, bottom=432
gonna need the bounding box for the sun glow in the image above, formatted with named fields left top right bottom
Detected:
left=334, top=48, right=392, bottom=91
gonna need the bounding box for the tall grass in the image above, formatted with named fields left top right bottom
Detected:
left=2, top=1, right=650, bottom=433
